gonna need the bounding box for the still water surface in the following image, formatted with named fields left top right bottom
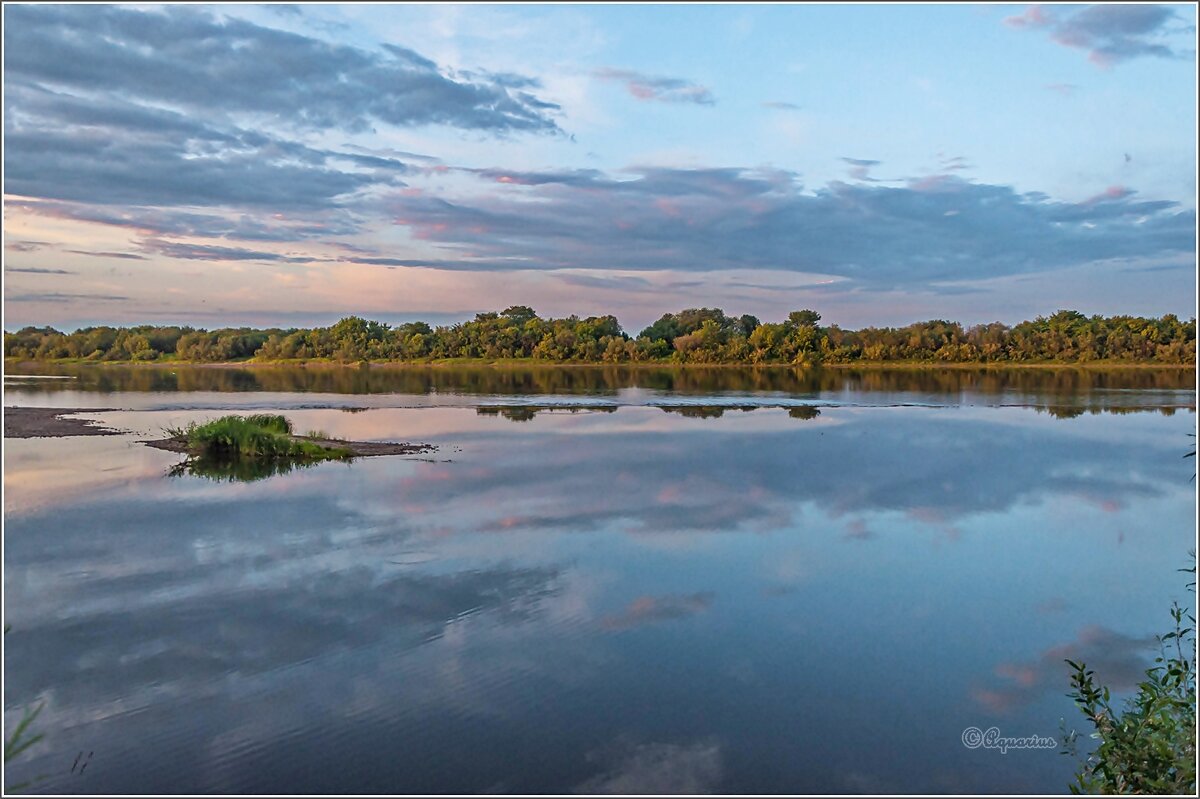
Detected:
left=3, top=366, right=1196, bottom=793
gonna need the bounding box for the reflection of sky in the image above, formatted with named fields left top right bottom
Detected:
left=3, top=402, right=1195, bottom=793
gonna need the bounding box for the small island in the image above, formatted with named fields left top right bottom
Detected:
left=144, top=413, right=437, bottom=459
left=143, top=414, right=437, bottom=482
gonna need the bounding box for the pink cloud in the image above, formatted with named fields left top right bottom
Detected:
left=1006, top=4, right=1185, bottom=68
left=1083, top=185, right=1135, bottom=204
left=1004, top=4, right=1051, bottom=30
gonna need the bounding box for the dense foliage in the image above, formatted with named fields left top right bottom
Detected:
left=1061, top=563, right=1197, bottom=794
left=165, top=414, right=350, bottom=461
left=5, top=308, right=1196, bottom=364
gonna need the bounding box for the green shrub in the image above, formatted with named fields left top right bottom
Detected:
left=169, top=415, right=348, bottom=461
left=1062, top=562, right=1197, bottom=793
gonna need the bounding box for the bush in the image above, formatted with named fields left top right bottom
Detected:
left=168, top=415, right=348, bottom=461
left=1061, top=562, right=1197, bottom=793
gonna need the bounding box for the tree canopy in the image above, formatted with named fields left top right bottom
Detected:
left=5, top=309, right=1196, bottom=365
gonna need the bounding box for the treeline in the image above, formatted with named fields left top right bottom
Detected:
left=4, top=307, right=1196, bottom=365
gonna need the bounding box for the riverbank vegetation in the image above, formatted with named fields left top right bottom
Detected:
left=162, top=414, right=352, bottom=462
left=149, top=414, right=435, bottom=482
left=1061, top=562, right=1197, bottom=793
left=5, top=308, right=1195, bottom=365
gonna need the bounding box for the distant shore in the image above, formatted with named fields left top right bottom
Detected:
left=5, top=357, right=1196, bottom=371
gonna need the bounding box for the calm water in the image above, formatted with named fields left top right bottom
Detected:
left=3, top=366, right=1196, bottom=794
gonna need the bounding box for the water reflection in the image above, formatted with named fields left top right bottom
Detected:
left=5, top=362, right=1195, bottom=412
left=3, top=401, right=1195, bottom=794
left=575, top=738, right=724, bottom=794
left=166, top=454, right=333, bottom=482
left=600, top=592, right=715, bottom=631
left=972, top=626, right=1158, bottom=715
left=659, top=405, right=760, bottom=419
left=344, top=406, right=1189, bottom=534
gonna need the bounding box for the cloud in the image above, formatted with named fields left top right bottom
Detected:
left=64, top=250, right=149, bottom=261
left=938, top=154, right=972, bottom=172
left=841, top=157, right=881, bottom=181
left=4, top=5, right=561, bottom=134
left=762, top=101, right=802, bottom=111
left=5, top=266, right=75, bottom=274
left=137, top=239, right=328, bottom=264
left=5, top=240, right=53, bottom=252
left=2, top=84, right=407, bottom=211
left=1080, top=185, right=1136, bottom=206
left=553, top=273, right=655, bottom=291
left=600, top=592, right=714, bottom=631
left=1004, top=4, right=1192, bottom=67
left=376, top=165, right=1194, bottom=287
left=2, top=4, right=562, bottom=251
left=972, top=625, right=1157, bottom=714
left=574, top=740, right=723, bottom=794
left=1045, top=82, right=1078, bottom=96
left=594, top=68, right=715, bottom=105
left=8, top=292, right=129, bottom=303
left=9, top=199, right=365, bottom=259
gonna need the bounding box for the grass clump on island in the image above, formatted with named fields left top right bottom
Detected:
left=164, top=414, right=351, bottom=462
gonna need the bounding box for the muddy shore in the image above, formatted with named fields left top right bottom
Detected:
left=4, top=406, right=123, bottom=438
left=5, top=406, right=437, bottom=456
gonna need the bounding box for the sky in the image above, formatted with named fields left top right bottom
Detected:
left=2, top=2, right=1197, bottom=333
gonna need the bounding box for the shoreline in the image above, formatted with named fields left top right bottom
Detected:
left=6, top=358, right=1196, bottom=372
left=3, top=406, right=438, bottom=456
left=2, top=406, right=124, bottom=438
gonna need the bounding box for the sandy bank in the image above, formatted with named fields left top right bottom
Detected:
left=3, top=407, right=123, bottom=438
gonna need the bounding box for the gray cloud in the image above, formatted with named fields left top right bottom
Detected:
left=2, top=87, right=400, bottom=211
left=554, top=273, right=655, bottom=291
left=841, top=157, right=881, bottom=181
left=8, top=292, right=129, bottom=302
left=1046, top=82, right=1078, bottom=96
left=138, top=239, right=328, bottom=264
left=594, top=68, right=715, bottom=105
left=65, top=250, right=149, bottom=261
left=343, top=256, right=449, bottom=268
left=938, top=154, right=971, bottom=172
left=973, top=625, right=1157, bottom=714
left=376, top=166, right=1194, bottom=286
left=2, top=4, right=560, bottom=240
left=10, top=199, right=364, bottom=257
left=5, top=240, right=52, bottom=252
left=762, top=101, right=802, bottom=111
left=4, top=4, right=561, bottom=134
left=1005, top=4, right=1192, bottom=66
left=5, top=266, right=75, bottom=274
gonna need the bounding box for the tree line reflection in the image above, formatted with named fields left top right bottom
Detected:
left=7, top=362, right=1195, bottom=402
